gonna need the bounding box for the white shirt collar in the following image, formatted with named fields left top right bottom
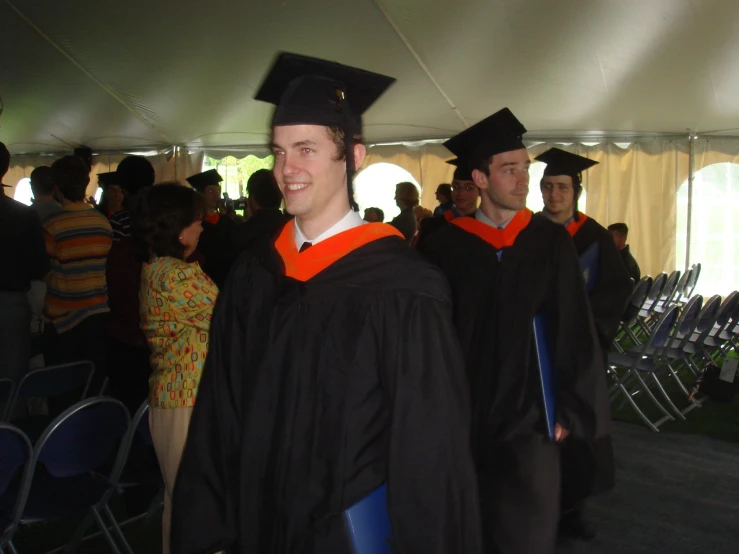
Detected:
left=475, top=208, right=513, bottom=230
left=294, top=210, right=365, bottom=249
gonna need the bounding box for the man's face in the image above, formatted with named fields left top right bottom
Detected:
left=435, top=188, right=445, bottom=202
left=540, top=174, right=576, bottom=217
left=203, top=184, right=222, bottom=211
left=272, top=125, right=348, bottom=221
left=610, top=230, right=626, bottom=250
left=451, top=180, right=479, bottom=215
left=475, top=148, right=530, bottom=212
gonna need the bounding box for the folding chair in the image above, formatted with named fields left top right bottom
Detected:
left=651, top=269, right=681, bottom=317
left=608, top=305, right=680, bottom=432
left=643, top=295, right=705, bottom=418
left=698, top=291, right=739, bottom=363
left=633, top=273, right=667, bottom=340
left=100, top=401, right=163, bottom=554
left=5, top=361, right=95, bottom=440
left=684, top=262, right=702, bottom=299
left=0, top=380, right=14, bottom=423
left=676, top=266, right=694, bottom=305
left=0, top=424, right=33, bottom=554
left=614, top=276, right=653, bottom=351
left=10, top=397, right=131, bottom=554
left=676, top=295, right=723, bottom=377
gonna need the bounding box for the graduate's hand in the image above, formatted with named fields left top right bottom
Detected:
left=555, top=423, right=569, bottom=442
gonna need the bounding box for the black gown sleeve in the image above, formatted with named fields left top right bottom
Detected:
left=378, top=286, right=482, bottom=554
left=590, top=231, right=633, bottom=344
left=170, top=259, right=251, bottom=554
left=549, top=230, right=605, bottom=439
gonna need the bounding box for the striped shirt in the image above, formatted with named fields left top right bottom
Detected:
left=43, top=203, right=113, bottom=333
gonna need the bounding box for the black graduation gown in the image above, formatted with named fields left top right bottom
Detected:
left=198, top=214, right=238, bottom=287
left=570, top=216, right=634, bottom=350
left=171, top=226, right=482, bottom=554
left=556, top=216, right=631, bottom=510
left=420, top=213, right=607, bottom=554
left=620, top=244, right=641, bottom=283
left=230, top=207, right=288, bottom=255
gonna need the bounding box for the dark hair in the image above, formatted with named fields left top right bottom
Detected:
left=326, top=126, right=364, bottom=161
left=117, top=155, right=155, bottom=195
left=247, top=169, right=282, bottom=209
left=73, top=146, right=93, bottom=171
left=51, top=156, right=90, bottom=201
left=0, top=141, right=10, bottom=179
left=30, top=166, right=55, bottom=195
left=370, top=207, right=385, bottom=222
left=133, top=183, right=205, bottom=261
left=608, top=223, right=629, bottom=237
left=436, top=183, right=452, bottom=202
left=396, top=181, right=420, bottom=207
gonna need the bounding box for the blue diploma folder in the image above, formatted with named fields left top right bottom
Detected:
left=344, top=484, right=393, bottom=554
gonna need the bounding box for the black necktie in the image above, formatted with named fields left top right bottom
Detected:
left=299, top=242, right=312, bottom=253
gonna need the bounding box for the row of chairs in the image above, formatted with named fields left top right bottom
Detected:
left=0, top=397, right=161, bottom=554
left=608, top=264, right=739, bottom=431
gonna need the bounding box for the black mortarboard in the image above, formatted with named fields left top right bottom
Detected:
left=186, top=169, right=223, bottom=192
left=254, top=52, right=395, bottom=210
left=535, top=148, right=598, bottom=184
left=447, top=158, right=473, bottom=182
left=97, top=172, right=119, bottom=189
left=444, top=108, right=527, bottom=171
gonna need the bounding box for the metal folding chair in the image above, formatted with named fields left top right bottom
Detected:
left=684, top=263, right=702, bottom=299
left=615, top=276, right=653, bottom=351
left=608, top=305, right=681, bottom=432
left=632, top=273, right=667, bottom=341
left=650, top=270, right=681, bottom=318
left=5, top=361, right=95, bottom=440
left=0, top=424, right=33, bottom=554
left=698, top=292, right=739, bottom=363
left=676, top=266, right=695, bottom=305
left=10, top=397, right=131, bottom=554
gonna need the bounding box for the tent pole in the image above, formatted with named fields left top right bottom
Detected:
left=685, top=134, right=695, bottom=273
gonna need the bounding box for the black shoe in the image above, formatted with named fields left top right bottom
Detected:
left=558, top=511, right=597, bottom=542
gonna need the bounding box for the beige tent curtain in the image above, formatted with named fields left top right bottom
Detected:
left=4, top=150, right=204, bottom=198
left=361, top=139, right=690, bottom=278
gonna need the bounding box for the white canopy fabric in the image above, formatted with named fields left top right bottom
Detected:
left=2, top=0, right=739, bottom=155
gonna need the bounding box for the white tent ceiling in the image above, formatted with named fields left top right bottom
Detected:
left=2, top=0, right=739, bottom=155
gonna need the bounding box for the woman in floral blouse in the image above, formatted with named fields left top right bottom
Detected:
left=134, top=183, right=218, bottom=554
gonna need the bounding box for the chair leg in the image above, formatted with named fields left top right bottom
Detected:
left=92, top=506, right=123, bottom=554
left=631, top=371, right=675, bottom=423
left=103, top=504, right=135, bottom=554
left=649, top=373, right=686, bottom=420
left=616, top=383, right=660, bottom=432
left=65, top=510, right=96, bottom=553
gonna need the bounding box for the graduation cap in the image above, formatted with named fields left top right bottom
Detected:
left=254, top=52, right=396, bottom=210
left=446, top=158, right=473, bottom=182
left=97, top=172, right=119, bottom=189
left=444, top=108, right=527, bottom=172
left=535, top=148, right=598, bottom=185
left=186, top=169, right=223, bottom=192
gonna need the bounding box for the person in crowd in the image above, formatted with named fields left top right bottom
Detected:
left=172, top=52, right=481, bottom=554
left=433, top=183, right=453, bottom=216
left=42, top=156, right=113, bottom=396
left=73, top=146, right=94, bottom=172
left=415, top=160, right=480, bottom=250
left=105, top=156, right=157, bottom=413
left=389, top=181, right=419, bottom=244
left=134, top=183, right=218, bottom=554
left=0, top=142, right=49, bottom=382
left=96, top=171, right=127, bottom=220
left=231, top=168, right=287, bottom=253
left=419, top=108, right=607, bottom=554
left=363, top=206, right=384, bottom=222
left=186, top=169, right=238, bottom=286
left=537, top=147, right=632, bottom=541
left=608, top=222, right=641, bottom=282
left=414, top=205, right=433, bottom=224
left=111, top=155, right=156, bottom=241
left=29, top=166, right=62, bottom=222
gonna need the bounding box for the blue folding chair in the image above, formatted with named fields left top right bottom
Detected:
left=608, top=305, right=681, bottom=432
left=0, top=424, right=32, bottom=554
left=100, top=401, right=163, bottom=554
left=6, top=361, right=95, bottom=439
left=11, top=397, right=130, bottom=554
left=0, top=380, right=15, bottom=423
